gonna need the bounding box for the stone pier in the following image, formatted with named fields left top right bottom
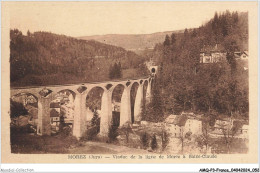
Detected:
left=37, top=95, right=52, bottom=135
left=120, top=86, right=131, bottom=126
left=134, top=82, right=144, bottom=122
left=100, top=89, right=113, bottom=136
left=73, top=93, right=87, bottom=138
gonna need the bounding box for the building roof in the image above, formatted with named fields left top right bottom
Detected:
left=165, top=114, right=178, bottom=124
left=181, top=112, right=203, bottom=120
left=234, top=51, right=241, bottom=55
left=166, top=114, right=188, bottom=126
left=203, top=53, right=211, bottom=56
left=234, top=51, right=249, bottom=59
left=232, top=120, right=244, bottom=130
left=166, top=113, right=204, bottom=126
left=242, top=124, right=249, bottom=130
left=50, top=109, right=60, bottom=117
left=175, top=115, right=188, bottom=126
left=50, top=102, right=60, bottom=108
left=243, top=51, right=248, bottom=56
left=234, top=52, right=242, bottom=58
left=200, top=44, right=225, bottom=53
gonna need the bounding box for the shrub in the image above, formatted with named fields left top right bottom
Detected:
left=80, top=126, right=99, bottom=141
left=185, top=131, right=192, bottom=140
left=10, top=124, right=36, bottom=134
left=108, top=125, right=119, bottom=143
left=59, top=125, right=72, bottom=137
left=119, top=121, right=132, bottom=143
left=10, top=100, right=28, bottom=118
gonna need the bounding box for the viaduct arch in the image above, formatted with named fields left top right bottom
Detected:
left=10, top=76, right=154, bottom=138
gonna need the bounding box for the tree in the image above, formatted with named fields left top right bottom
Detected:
left=59, top=113, right=65, bottom=132
left=179, top=129, right=192, bottom=154
left=91, top=109, right=100, bottom=127
left=10, top=99, right=28, bottom=118
left=196, top=118, right=211, bottom=153
left=191, top=29, right=197, bottom=38
left=145, top=78, right=164, bottom=122
left=27, top=30, right=31, bottom=37
left=151, top=134, right=158, bottom=150
left=180, top=130, right=185, bottom=154
left=232, top=11, right=239, bottom=24
left=140, top=103, right=146, bottom=121
left=170, top=33, right=176, bottom=45
left=109, top=64, right=115, bottom=79
left=161, top=128, right=169, bottom=151
left=140, top=132, right=149, bottom=149
left=163, top=35, right=171, bottom=46
left=220, top=118, right=239, bottom=154
left=212, top=12, right=220, bottom=36
left=224, top=36, right=238, bottom=76
left=117, top=62, right=122, bottom=78
left=184, top=28, right=189, bottom=37
left=109, top=62, right=122, bottom=79
left=108, top=119, right=119, bottom=143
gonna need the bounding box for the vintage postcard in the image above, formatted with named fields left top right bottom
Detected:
left=1, top=1, right=258, bottom=164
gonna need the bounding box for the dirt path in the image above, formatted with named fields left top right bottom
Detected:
left=68, top=141, right=150, bottom=154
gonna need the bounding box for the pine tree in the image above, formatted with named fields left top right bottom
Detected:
left=27, top=30, right=31, bottom=37
left=117, top=62, right=122, bottom=78
left=108, top=125, right=118, bottom=143
left=184, top=28, right=189, bottom=37
left=140, top=103, right=146, bottom=121
left=151, top=134, right=157, bottom=150
left=171, top=33, right=176, bottom=45
left=108, top=119, right=119, bottom=143
left=10, top=99, right=28, bottom=118
left=109, top=65, right=114, bottom=79
left=145, top=78, right=164, bottom=122
left=141, top=132, right=149, bottom=149
left=161, top=129, right=169, bottom=151
left=113, top=63, right=118, bottom=77
left=163, top=35, right=171, bottom=46
left=109, top=62, right=122, bottom=79
left=191, top=29, right=197, bottom=38
left=91, top=109, right=99, bottom=127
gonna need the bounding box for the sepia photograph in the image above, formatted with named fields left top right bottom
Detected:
left=1, top=1, right=258, bottom=166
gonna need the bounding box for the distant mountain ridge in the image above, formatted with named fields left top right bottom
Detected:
left=78, top=30, right=185, bottom=51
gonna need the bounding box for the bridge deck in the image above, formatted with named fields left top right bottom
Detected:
left=11, top=75, right=151, bottom=90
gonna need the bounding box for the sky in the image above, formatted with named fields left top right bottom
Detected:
left=6, top=1, right=250, bottom=37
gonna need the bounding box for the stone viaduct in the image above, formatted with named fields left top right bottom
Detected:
left=10, top=75, right=155, bottom=139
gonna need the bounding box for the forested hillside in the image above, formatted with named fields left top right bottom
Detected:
left=10, top=29, right=149, bottom=87
left=151, top=11, right=249, bottom=118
